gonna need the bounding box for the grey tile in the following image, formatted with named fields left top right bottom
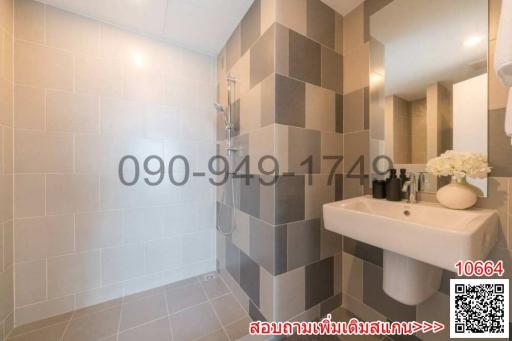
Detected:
left=287, top=219, right=321, bottom=271
left=62, top=306, right=121, bottom=341
left=170, top=302, right=222, bottom=341
left=225, top=317, right=251, bottom=340
left=343, top=89, right=366, bottom=133
left=275, top=74, right=306, bottom=127
left=274, top=266, right=306, bottom=321
left=231, top=99, right=240, bottom=137
left=275, top=224, right=288, bottom=274
left=276, top=23, right=290, bottom=76
left=250, top=217, right=287, bottom=275
left=343, top=236, right=382, bottom=267
left=306, top=0, right=335, bottom=49
left=217, top=202, right=234, bottom=235
left=321, top=47, right=342, bottom=93
left=239, top=175, right=260, bottom=218
left=250, top=24, right=275, bottom=88
left=196, top=329, right=229, bottom=341
left=320, top=226, right=343, bottom=260
left=335, top=94, right=343, bottom=133
left=305, top=257, right=334, bottom=309
left=166, top=282, right=208, bottom=314
left=240, top=250, right=260, bottom=307
left=439, top=270, right=456, bottom=296
left=118, top=317, right=172, bottom=341
left=120, top=293, right=168, bottom=331
left=260, top=74, right=276, bottom=127
left=8, top=313, right=72, bottom=338
left=275, top=175, right=305, bottom=224
left=343, top=175, right=365, bottom=199
left=249, top=300, right=266, bottom=321
left=364, top=0, right=394, bottom=42
left=201, top=275, right=230, bottom=299
left=343, top=131, right=369, bottom=174
left=226, top=26, right=241, bottom=71
left=6, top=322, right=67, bottom=341
left=489, top=109, right=512, bottom=176
left=320, top=293, right=342, bottom=317
left=211, top=294, right=247, bottom=326
left=225, top=237, right=241, bottom=282
left=364, top=87, right=369, bottom=129
left=289, top=30, right=321, bottom=86
left=363, top=262, right=416, bottom=321
left=334, top=174, right=343, bottom=200
left=288, top=127, right=321, bottom=174
left=241, top=0, right=261, bottom=55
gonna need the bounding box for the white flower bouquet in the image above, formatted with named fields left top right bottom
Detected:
left=425, top=150, right=491, bottom=181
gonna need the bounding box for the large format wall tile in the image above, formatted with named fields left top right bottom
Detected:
left=343, top=88, right=367, bottom=133
left=305, top=257, right=333, bottom=309
left=241, top=0, right=261, bottom=55
left=305, top=83, right=335, bottom=132
left=276, top=0, right=307, bottom=36
left=275, top=74, right=305, bottom=127
left=306, top=0, right=335, bottom=49
left=274, top=266, right=305, bottom=321
left=343, top=236, right=382, bottom=267
left=489, top=109, right=512, bottom=176
left=288, top=127, right=321, bottom=174
left=287, top=219, right=320, bottom=271
left=275, top=174, right=305, bottom=224
left=321, top=46, right=342, bottom=93
left=343, top=43, right=369, bottom=95
left=289, top=30, right=321, bottom=86
left=249, top=217, right=287, bottom=275
left=250, top=25, right=274, bottom=88
left=240, top=250, right=260, bottom=307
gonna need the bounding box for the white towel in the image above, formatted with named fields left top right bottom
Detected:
left=495, top=0, right=512, bottom=140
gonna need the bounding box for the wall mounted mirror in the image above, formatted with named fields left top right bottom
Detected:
left=369, top=0, right=489, bottom=196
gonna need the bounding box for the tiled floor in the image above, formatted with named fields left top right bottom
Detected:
left=6, top=273, right=251, bottom=341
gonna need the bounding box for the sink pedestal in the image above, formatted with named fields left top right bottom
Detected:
left=383, top=250, right=442, bottom=305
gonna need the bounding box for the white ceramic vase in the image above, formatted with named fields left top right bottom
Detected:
left=436, top=177, right=478, bottom=210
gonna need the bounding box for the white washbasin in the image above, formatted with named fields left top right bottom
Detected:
left=323, top=196, right=499, bottom=305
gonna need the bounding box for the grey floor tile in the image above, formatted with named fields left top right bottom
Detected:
left=225, top=316, right=251, bottom=340
left=6, top=321, right=68, bottom=341
left=8, top=313, right=72, bottom=338
left=72, top=298, right=122, bottom=320
left=118, top=317, right=172, bottom=341
left=165, top=282, right=208, bottom=314
left=196, top=328, right=229, bottom=341
left=62, top=306, right=121, bottom=341
left=119, top=292, right=168, bottom=331
left=211, top=294, right=247, bottom=326
left=170, top=302, right=222, bottom=341
left=201, top=274, right=230, bottom=299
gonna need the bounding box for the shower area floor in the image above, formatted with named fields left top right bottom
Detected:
left=5, top=272, right=252, bottom=341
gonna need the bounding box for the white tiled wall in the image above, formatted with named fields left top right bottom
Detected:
left=12, top=0, right=217, bottom=326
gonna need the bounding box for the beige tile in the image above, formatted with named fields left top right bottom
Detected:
left=14, top=259, right=46, bottom=307
left=489, top=0, right=501, bottom=41
left=305, top=83, right=335, bottom=132
left=0, top=77, right=13, bottom=126
left=100, top=97, right=145, bottom=136
left=119, top=293, right=167, bottom=331
left=343, top=130, right=369, bottom=174
left=0, top=267, right=13, bottom=321
left=75, top=211, right=123, bottom=252
left=240, top=84, right=262, bottom=134
left=3, top=127, right=13, bottom=174
left=321, top=131, right=343, bottom=174
left=211, top=294, right=247, bottom=326
left=46, top=90, right=99, bottom=133
left=14, top=130, right=73, bottom=173
left=45, top=6, right=100, bottom=56
left=225, top=317, right=251, bottom=340
left=343, top=3, right=364, bottom=54
left=196, top=329, right=229, bottom=341
left=165, top=281, right=208, bottom=314
left=276, top=0, right=307, bottom=36
left=170, top=302, right=222, bottom=341
left=14, top=215, right=74, bottom=262
left=47, top=251, right=101, bottom=299
left=343, top=43, right=369, bottom=95
left=0, top=0, right=13, bottom=33
left=6, top=321, right=67, bottom=341
left=0, top=174, right=12, bottom=222
left=118, top=317, right=172, bottom=341
left=62, top=306, right=121, bottom=341
left=14, top=174, right=44, bottom=218
left=4, top=221, right=13, bottom=269
left=489, top=40, right=509, bottom=110
left=0, top=30, right=13, bottom=81
left=15, top=295, right=74, bottom=326
left=14, top=40, right=73, bottom=90
left=260, top=0, right=276, bottom=35
left=335, top=13, right=343, bottom=54
left=342, top=252, right=363, bottom=300
left=230, top=51, right=250, bottom=102
left=75, top=55, right=124, bottom=97
left=13, top=85, right=44, bottom=130
left=101, top=244, right=145, bottom=285
left=275, top=23, right=289, bottom=77
left=46, top=174, right=99, bottom=215
left=13, top=0, right=44, bottom=42
left=200, top=275, right=230, bottom=299
left=248, top=124, right=274, bottom=174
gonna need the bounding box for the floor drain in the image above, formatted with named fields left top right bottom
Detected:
left=203, top=273, right=216, bottom=281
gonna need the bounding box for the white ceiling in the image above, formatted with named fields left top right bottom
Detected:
left=36, top=0, right=254, bottom=56
left=370, top=0, right=488, bottom=101
left=321, top=0, right=364, bottom=16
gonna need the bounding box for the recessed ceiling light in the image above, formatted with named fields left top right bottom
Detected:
left=463, top=36, right=483, bottom=48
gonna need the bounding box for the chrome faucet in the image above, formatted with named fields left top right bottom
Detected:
left=402, top=173, right=418, bottom=203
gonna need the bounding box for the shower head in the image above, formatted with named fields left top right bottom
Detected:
left=213, top=102, right=229, bottom=125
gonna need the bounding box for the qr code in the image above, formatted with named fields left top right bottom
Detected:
left=450, top=279, right=509, bottom=338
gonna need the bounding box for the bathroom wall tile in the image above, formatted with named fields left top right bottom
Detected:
left=342, top=3, right=364, bottom=54
left=343, top=43, right=369, bottom=95
left=276, top=0, right=307, bottom=36
left=123, top=207, right=164, bottom=243
left=3, top=127, right=13, bottom=174
left=305, top=83, right=335, bottom=132
left=258, top=265, right=273, bottom=320
left=46, top=174, right=99, bottom=215
left=321, top=47, right=342, bottom=93
left=306, top=0, right=335, bottom=49
left=343, top=236, right=382, bottom=267
left=76, top=211, right=123, bottom=251
left=226, top=26, right=242, bottom=71
left=0, top=174, right=12, bottom=222
left=225, top=238, right=241, bottom=283
left=476, top=177, right=509, bottom=249
left=0, top=0, right=13, bottom=33
left=4, top=221, right=13, bottom=269
left=101, top=244, right=145, bottom=285
left=250, top=24, right=274, bottom=88
left=239, top=175, right=260, bottom=218
left=13, top=174, right=44, bottom=218
left=240, top=83, right=262, bottom=134
left=320, top=226, right=343, bottom=261
left=15, top=295, right=74, bottom=327
left=14, top=40, right=73, bottom=90
left=334, top=174, right=343, bottom=200
left=363, top=261, right=416, bottom=321
left=416, top=292, right=449, bottom=341
left=275, top=74, right=305, bottom=127
left=288, top=127, right=321, bottom=174
left=13, top=85, right=44, bottom=130
left=14, top=130, right=74, bottom=173
left=46, top=90, right=99, bottom=133
left=260, top=0, right=276, bottom=34
left=14, top=215, right=74, bottom=262
left=341, top=293, right=387, bottom=323
left=305, top=257, right=333, bottom=309
left=249, top=300, right=266, bottom=321
left=335, top=93, right=343, bottom=133
left=287, top=218, right=320, bottom=271
left=47, top=251, right=101, bottom=299
left=0, top=77, right=12, bottom=127
left=489, top=0, right=501, bottom=41
left=342, top=252, right=363, bottom=300
left=334, top=13, right=343, bottom=54
left=343, top=88, right=367, bottom=133
left=13, top=0, right=44, bottom=42
left=231, top=50, right=251, bottom=101
left=489, top=40, right=508, bottom=111
left=232, top=209, right=250, bottom=255
left=259, top=75, right=275, bottom=128
left=275, top=23, right=289, bottom=76
left=248, top=125, right=274, bottom=175
left=100, top=97, right=145, bottom=136
left=343, top=130, right=369, bottom=174
left=182, top=230, right=215, bottom=264
left=74, top=55, right=124, bottom=97
left=489, top=109, right=512, bottom=177
left=250, top=217, right=286, bottom=275
left=289, top=30, right=321, bottom=86
left=0, top=268, right=12, bottom=319
left=321, top=132, right=343, bottom=175
left=363, top=0, right=393, bottom=42
left=274, top=266, right=306, bottom=321
left=305, top=174, right=335, bottom=220
left=239, top=250, right=260, bottom=307
left=320, top=294, right=342, bottom=316
left=274, top=174, right=305, bottom=224
left=15, top=259, right=46, bottom=307
left=241, top=0, right=261, bottom=55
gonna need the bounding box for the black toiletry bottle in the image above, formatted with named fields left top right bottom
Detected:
left=386, top=169, right=402, bottom=201
left=372, top=179, right=386, bottom=199
left=399, top=169, right=409, bottom=199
